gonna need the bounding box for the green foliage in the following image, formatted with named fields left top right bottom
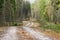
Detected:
left=42, top=23, right=60, bottom=33
left=0, top=0, right=3, bottom=8
left=39, top=0, right=46, bottom=14
left=13, top=22, right=17, bottom=26
left=31, top=0, right=60, bottom=33
left=10, top=0, right=16, bottom=11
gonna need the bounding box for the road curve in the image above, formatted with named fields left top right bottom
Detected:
left=0, top=22, right=57, bottom=40
left=23, top=22, right=55, bottom=40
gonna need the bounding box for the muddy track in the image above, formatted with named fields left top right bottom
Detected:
left=0, top=22, right=58, bottom=40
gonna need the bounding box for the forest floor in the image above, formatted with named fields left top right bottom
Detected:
left=0, top=21, right=60, bottom=40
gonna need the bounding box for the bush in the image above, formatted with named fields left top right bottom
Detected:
left=42, top=23, right=60, bottom=33
left=13, top=22, right=17, bottom=26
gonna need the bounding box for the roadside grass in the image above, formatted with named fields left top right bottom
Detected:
left=41, top=23, right=60, bottom=33
left=1, top=22, right=23, bottom=26
left=37, top=19, right=60, bottom=33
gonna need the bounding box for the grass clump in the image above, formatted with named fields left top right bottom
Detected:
left=41, top=23, right=60, bottom=33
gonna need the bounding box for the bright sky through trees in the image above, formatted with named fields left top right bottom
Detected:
left=26, top=0, right=35, bottom=4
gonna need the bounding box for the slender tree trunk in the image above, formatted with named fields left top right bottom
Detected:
left=2, top=0, right=6, bottom=26
left=51, top=0, right=57, bottom=24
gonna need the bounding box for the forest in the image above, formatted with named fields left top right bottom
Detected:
left=0, top=0, right=31, bottom=26
left=0, top=0, right=60, bottom=32
left=31, top=0, right=60, bottom=33
left=0, top=0, right=60, bottom=40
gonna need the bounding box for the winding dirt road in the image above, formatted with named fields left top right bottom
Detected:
left=0, top=22, right=57, bottom=40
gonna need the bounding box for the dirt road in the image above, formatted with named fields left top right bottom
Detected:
left=0, top=22, right=57, bottom=40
